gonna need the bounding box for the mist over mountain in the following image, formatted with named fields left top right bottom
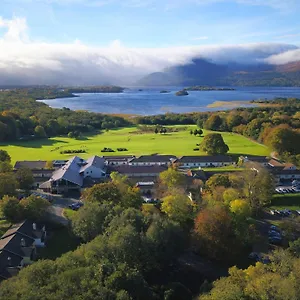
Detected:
left=137, top=57, right=300, bottom=87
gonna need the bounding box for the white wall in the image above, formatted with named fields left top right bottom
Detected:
left=83, top=166, right=106, bottom=178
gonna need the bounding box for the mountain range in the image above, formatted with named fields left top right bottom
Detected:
left=137, top=59, right=300, bottom=87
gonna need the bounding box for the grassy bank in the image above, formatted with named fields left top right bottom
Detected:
left=270, top=193, right=300, bottom=210
left=0, top=126, right=270, bottom=163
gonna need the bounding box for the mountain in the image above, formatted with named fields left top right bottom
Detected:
left=137, top=59, right=300, bottom=87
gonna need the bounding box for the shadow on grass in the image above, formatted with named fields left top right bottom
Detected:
left=0, top=138, right=69, bottom=148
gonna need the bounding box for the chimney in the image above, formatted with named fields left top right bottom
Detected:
left=32, top=223, right=37, bottom=231
left=20, top=238, right=26, bottom=247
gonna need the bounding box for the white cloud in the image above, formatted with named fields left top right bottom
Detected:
left=265, top=48, right=300, bottom=65
left=0, top=16, right=299, bottom=85
left=191, top=36, right=209, bottom=41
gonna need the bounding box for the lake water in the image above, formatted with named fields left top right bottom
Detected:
left=38, top=87, right=300, bottom=115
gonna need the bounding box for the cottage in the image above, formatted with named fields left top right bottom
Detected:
left=0, top=221, right=47, bottom=280
left=128, top=155, right=176, bottom=166
left=14, top=160, right=53, bottom=188
left=109, top=165, right=167, bottom=178
left=102, top=155, right=135, bottom=166
left=135, top=181, right=155, bottom=195
left=175, top=155, right=233, bottom=168
left=239, top=156, right=270, bottom=166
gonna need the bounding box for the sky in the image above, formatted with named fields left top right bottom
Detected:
left=0, top=0, right=300, bottom=84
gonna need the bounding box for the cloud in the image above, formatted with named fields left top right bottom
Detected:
left=265, top=48, right=300, bottom=65
left=0, top=16, right=299, bottom=85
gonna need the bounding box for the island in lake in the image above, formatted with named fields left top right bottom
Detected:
left=175, top=90, right=189, bottom=96
left=185, top=86, right=235, bottom=91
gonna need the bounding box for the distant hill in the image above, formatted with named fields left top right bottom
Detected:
left=137, top=58, right=300, bottom=87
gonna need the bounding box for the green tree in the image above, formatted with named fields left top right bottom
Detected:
left=15, top=167, right=34, bottom=190
left=20, top=195, right=50, bottom=220
left=0, top=173, right=17, bottom=198
left=200, top=133, right=229, bottom=155
left=0, top=196, right=24, bottom=223
left=34, top=125, right=47, bottom=138
left=83, top=182, right=122, bottom=204
left=159, top=168, right=186, bottom=190
left=161, top=194, right=193, bottom=224
left=204, top=115, right=223, bottom=131
left=71, top=202, right=110, bottom=242
left=0, top=161, right=13, bottom=173
left=0, top=149, right=11, bottom=162
left=222, top=188, right=240, bottom=205
left=206, top=174, right=231, bottom=190
left=230, top=199, right=251, bottom=218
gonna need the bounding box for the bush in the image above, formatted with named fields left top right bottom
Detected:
left=101, top=147, right=115, bottom=153
left=117, top=148, right=128, bottom=152
left=193, top=148, right=199, bottom=151
left=60, top=149, right=87, bottom=154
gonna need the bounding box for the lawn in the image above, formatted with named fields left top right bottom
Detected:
left=270, top=193, right=300, bottom=211
left=0, top=126, right=270, bottom=163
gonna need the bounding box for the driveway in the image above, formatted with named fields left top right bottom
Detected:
left=46, top=197, right=81, bottom=226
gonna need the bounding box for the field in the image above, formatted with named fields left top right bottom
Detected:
left=270, top=193, right=300, bottom=211
left=0, top=126, right=270, bottom=163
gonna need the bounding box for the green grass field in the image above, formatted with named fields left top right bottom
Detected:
left=270, top=193, right=300, bottom=211
left=0, top=126, right=270, bottom=163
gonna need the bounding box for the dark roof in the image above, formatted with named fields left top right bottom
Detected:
left=14, top=161, right=47, bottom=170
left=0, top=251, right=22, bottom=279
left=177, top=155, right=233, bottom=163
left=241, top=156, right=269, bottom=163
left=1, top=220, right=44, bottom=240
left=268, top=159, right=285, bottom=168
left=270, top=169, right=300, bottom=175
left=109, top=165, right=167, bottom=174
left=102, top=155, right=135, bottom=161
left=130, top=155, right=176, bottom=163
left=0, top=234, right=34, bottom=257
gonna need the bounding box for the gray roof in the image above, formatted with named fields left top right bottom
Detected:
left=102, top=155, right=135, bottom=162
left=130, top=155, right=176, bottom=163
left=177, top=155, right=233, bottom=163
left=110, top=165, right=167, bottom=174
left=80, top=156, right=105, bottom=172
left=14, top=161, right=47, bottom=170
left=50, top=156, right=83, bottom=186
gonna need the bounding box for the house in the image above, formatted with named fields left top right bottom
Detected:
left=186, top=169, right=207, bottom=181
left=1, top=220, right=47, bottom=248
left=175, top=155, right=233, bottom=168
left=266, top=160, right=300, bottom=184
left=14, top=160, right=53, bottom=188
left=135, top=181, right=155, bottom=195
left=102, top=155, right=135, bottom=166
left=109, top=165, right=167, bottom=178
left=0, top=220, right=47, bottom=280
left=239, top=156, right=269, bottom=166
left=128, top=155, right=176, bottom=166
left=39, top=156, right=106, bottom=194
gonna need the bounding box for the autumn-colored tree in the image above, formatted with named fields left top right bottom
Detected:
left=159, top=168, right=186, bottom=193
left=206, top=174, right=231, bottom=191
left=194, top=206, right=238, bottom=260
left=222, top=188, right=240, bottom=205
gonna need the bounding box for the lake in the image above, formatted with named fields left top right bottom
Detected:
left=38, top=87, right=300, bottom=115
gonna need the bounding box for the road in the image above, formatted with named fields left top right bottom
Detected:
left=35, top=191, right=80, bottom=226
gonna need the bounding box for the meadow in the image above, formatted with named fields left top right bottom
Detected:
left=0, top=126, right=270, bottom=163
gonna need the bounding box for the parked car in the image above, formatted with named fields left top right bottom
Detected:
left=269, top=236, right=282, bottom=245
left=69, top=202, right=84, bottom=211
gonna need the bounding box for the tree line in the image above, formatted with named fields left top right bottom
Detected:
left=0, top=88, right=129, bottom=142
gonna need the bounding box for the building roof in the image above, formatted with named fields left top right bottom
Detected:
left=50, top=156, right=84, bottom=186
left=283, top=163, right=297, bottom=170
left=0, top=251, right=22, bottom=280
left=177, top=155, right=233, bottom=163
left=270, top=169, right=300, bottom=176
left=14, top=161, right=47, bottom=170
left=130, top=155, right=176, bottom=163
left=102, top=155, right=135, bottom=162
left=80, top=155, right=105, bottom=172
left=1, top=220, right=44, bottom=240
left=240, top=156, right=269, bottom=163
left=0, top=234, right=34, bottom=257
left=268, top=159, right=285, bottom=168
left=109, top=165, right=167, bottom=175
